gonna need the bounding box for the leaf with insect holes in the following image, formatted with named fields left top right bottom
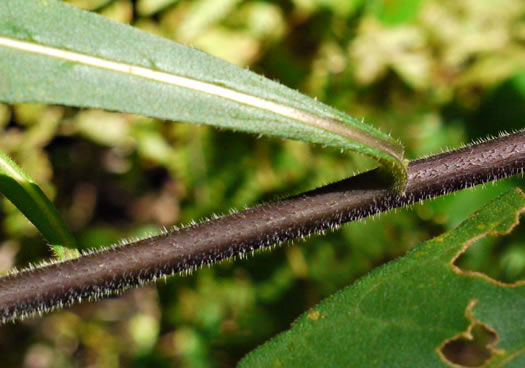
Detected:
left=0, top=0, right=407, bottom=190
left=239, top=188, right=525, bottom=367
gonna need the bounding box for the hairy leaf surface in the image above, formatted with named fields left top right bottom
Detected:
left=0, top=0, right=407, bottom=189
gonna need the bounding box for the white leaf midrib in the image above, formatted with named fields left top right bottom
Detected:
left=0, top=36, right=402, bottom=161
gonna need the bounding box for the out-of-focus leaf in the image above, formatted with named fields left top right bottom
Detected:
left=136, top=0, right=178, bottom=17
left=240, top=188, right=525, bottom=367
left=174, top=0, right=241, bottom=43
left=0, top=0, right=407, bottom=189
left=316, top=0, right=365, bottom=17
left=368, top=0, right=427, bottom=25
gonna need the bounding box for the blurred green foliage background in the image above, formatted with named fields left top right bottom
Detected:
left=0, top=0, right=524, bottom=366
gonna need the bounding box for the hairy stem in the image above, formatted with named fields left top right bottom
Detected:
left=1, top=131, right=524, bottom=323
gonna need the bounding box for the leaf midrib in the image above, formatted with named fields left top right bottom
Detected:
left=0, top=36, right=403, bottom=162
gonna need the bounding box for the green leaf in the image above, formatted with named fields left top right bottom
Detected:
left=239, top=188, right=525, bottom=367
left=0, top=151, right=78, bottom=259
left=0, top=0, right=407, bottom=190
left=367, top=0, right=427, bottom=25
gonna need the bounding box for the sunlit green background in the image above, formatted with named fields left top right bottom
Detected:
left=1, top=0, right=524, bottom=366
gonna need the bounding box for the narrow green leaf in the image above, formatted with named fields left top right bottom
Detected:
left=0, top=0, right=407, bottom=190
left=240, top=188, right=525, bottom=367
left=0, top=151, right=78, bottom=259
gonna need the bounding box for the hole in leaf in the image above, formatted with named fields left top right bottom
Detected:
left=454, top=222, right=524, bottom=285
left=441, top=323, right=498, bottom=367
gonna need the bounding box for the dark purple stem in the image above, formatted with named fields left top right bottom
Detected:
left=1, top=131, right=524, bottom=323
